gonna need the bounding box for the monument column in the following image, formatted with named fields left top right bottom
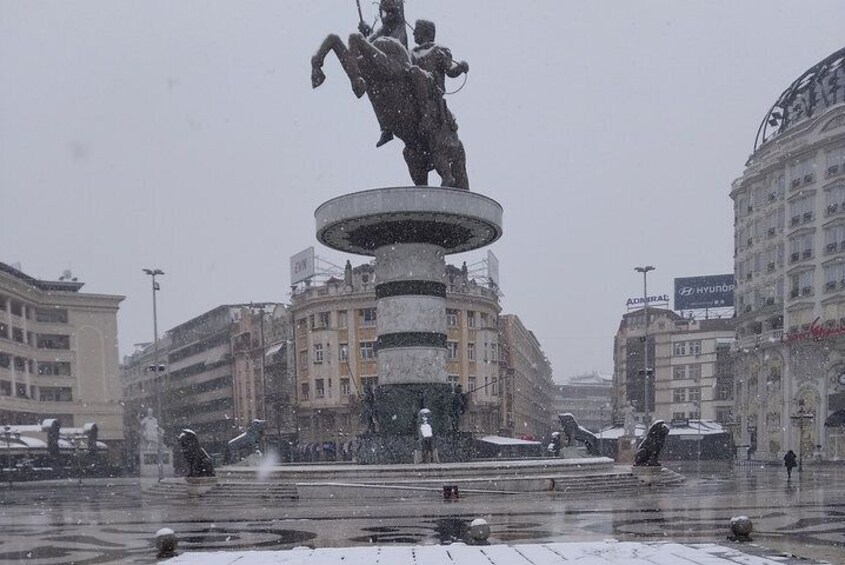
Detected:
left=315, top=186, right=502, bottom=462
left=374, top=242, right=448, bottom=386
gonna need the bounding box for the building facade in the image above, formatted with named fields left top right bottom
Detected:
left=498, top=314, right=556, bottom=440
left=613, top=308, right=735, bottom=427
left=230, top=303, right=293, bottom=445
left=553, top=372, right=612, bottom=432
left=731, top=47, right=845, bottom=461
left=0, top=262, right=124, bottom=459
left=290, top=263, right=502, bottom=448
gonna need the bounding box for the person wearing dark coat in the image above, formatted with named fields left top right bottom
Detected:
left=784, top=449, right=798, bottom=479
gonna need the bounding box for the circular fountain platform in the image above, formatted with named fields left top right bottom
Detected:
left=315, top=186, right=503, bottom=256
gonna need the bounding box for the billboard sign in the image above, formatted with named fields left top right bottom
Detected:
left=674, top=274, right=735, bottom=310
left=290, top=246, right=315, bottom=285
left=486, top=250, right=499, bottom=287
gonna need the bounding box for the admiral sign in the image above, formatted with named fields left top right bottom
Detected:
left=674, top=274, right=735, bottom=310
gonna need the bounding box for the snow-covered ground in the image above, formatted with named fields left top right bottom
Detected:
left=164, top=541, right=823, bottom=564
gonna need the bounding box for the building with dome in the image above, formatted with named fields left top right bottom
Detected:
left=731, top=47, right=845, bottom=462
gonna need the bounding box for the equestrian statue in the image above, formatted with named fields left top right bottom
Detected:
left=311, top=0, right=470, bottom=189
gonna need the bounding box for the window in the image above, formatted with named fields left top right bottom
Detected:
left=490, top=343, right=498, bottom=362
left=38, top=361, right=72, bottom=376
left=313, top=343, right=324, bottom=363
left=317, top=311, right=330, bottom=328
left=358, top=308, right=376, bottom=327
left=790, top=158, right=815, bottom=186
left=37, top=334, right=70, bottom=350
left=789, top=194, right=815, bottom=224
left=826, top=183, right=845, bottom=213
left=673, top=341, right=687, bottom=356
left=673, top=388, right=686, bottom=402
left=35, top=307, right=68, bottom=323
left=688, top=387, right=701, bottom=402
left=827, top=146, right=845, bottom=176
left=39, top=386, right=73, bottom=402
left=0, top=381, right=9, bottom=396
left=337, top=310, right=348, bottom=328
left=466, top=311, right=476, bottom=328
left=688, top=364, right=701, bottom=380
left=790, top=269, right=815, bottom=297
left=0, top=322, right=7, bottom=340
left=468, top=376, right=476, bottom=391
left=480, top=313, right=489, bottom=328
left=340, top=378, right=350, bottom=396
left=359, top=341, right=376, bottom=360
left=688, top=410, right=701, bottom=420
left=824, top=262, right=845, bottom=291
left=12, top=327, right=24, bottom=343
left=467, top=342, right=475, bottom=361
left=0, top=354, right=8, bottom=369
left=824, top=224, right=845, bottom=253
left=446, top=309, right=458, bottom=327
left=689, top=340, right=701, bottom=355
left=672, top=411, right=686, bottom=421
left=10, top=301, right=23, bottom=317
left=447, top=341, right=459, bottom=360
left=298, top=350, right=308, bottom=370
left=716, top=408, right=732, bottom=424
left=361, top=376, right=378, bottom=390
left=673, top=365, right=686, bottom=380
left=14, top=357, right=26, bottom=371
left=448, top=374, right=459, bottom=385
left=789, top=232, right=814, bottom=260
left=339, top=343, right=349, bottom=361
left=315, top=378, right=325, bottom=398
left=300, top=382, right=309, bottom=401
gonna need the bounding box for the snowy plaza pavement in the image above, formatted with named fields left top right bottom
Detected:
left=165, top=542, right=825, bottom=565
left=0, top=463, right=843, bottom=564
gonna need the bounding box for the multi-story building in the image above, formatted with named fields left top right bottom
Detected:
left=0, top=262, right=124, bottom=459
left=290, top=262, right=502, bottom=447
left=613, top=307, right=735, bottom=426
left=122, top=302, right=291, bottom=465
left=498, top=314, right=556, bottom=440
left=230, top=303, right=293, bottom=444
left=731, top=47, right=845, bottom=461
left=553, top=372, right=612, bottom=432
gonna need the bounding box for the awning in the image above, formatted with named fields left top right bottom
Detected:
left=824, top=409, right=845, bottom=427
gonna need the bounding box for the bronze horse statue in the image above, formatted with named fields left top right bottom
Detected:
left=310, top=0, right=469, bottom=189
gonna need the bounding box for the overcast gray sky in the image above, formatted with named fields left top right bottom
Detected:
left=1, top=1, right=842, bottom=380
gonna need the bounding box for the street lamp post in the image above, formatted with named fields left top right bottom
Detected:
left=635, top=265, right=655, bottom=424
left=143, top=268, right=165, bottom=482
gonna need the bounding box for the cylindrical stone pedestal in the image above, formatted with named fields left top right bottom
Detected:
left=315, top=186, right=502, bottom=462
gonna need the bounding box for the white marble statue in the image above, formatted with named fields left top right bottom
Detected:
left=140, top=408, right=163, bottom=450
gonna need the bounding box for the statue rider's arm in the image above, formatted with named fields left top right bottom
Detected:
left=441, top=48, right=469, bottom=78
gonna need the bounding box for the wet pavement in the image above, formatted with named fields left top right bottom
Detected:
left=0, top=461, right=842, bottom=564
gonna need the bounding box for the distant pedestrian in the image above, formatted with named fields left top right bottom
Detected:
left=784, top=449, right=797, bottom=479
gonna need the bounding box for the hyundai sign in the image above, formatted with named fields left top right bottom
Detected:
left=674, top=274, right=735, bottom=310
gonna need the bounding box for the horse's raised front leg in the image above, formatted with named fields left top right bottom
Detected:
left=311, top=33, right=366, bottom=98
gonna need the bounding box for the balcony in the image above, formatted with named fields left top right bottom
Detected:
left=736, top=329, right=784, bottom=350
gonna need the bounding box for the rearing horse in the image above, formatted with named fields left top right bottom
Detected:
left=310, top=1, right=469, bottom=189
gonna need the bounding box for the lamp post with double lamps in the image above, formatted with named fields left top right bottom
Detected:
left=143, top=268, right=166, bottom=481
left=634, top=265, right=656, bottom=424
